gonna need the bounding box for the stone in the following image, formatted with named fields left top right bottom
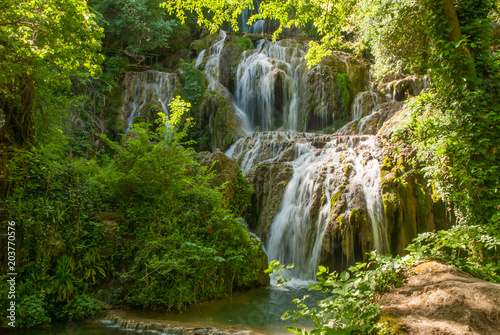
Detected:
left=379, top=261, right=500, bottom=335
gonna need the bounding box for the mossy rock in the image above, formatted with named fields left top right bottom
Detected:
left=380, top=142, right=451, bottom=256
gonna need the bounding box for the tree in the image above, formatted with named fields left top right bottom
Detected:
left=90, top=0, right=184, bottom=54
left=0, top=0, right=103, bottom=146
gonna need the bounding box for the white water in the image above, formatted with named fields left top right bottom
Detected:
left=384, top=75, right=430, bottom=102
left=352, top=91, right=380, bottom=120
left=227, top=133, right=389, bottom=279
left=121, top=71, right=177, bottom=132
left=117, top=33, right=415, bottom=282
left=195, top=49, right=206, bottom=68
left=204, top=30, right=227, bottom=92
left=203, top=31, right=253, bottom=134
left=240, top=0, right=265, bottom=34
left=234, top=40, right=307, bottom=131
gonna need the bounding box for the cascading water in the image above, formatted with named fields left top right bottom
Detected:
left=234, top=40, right=307, bottom=131
left=337, top=74, right=430, bottom=136
left=121, top=71, right=177, bottom=132
left=195, top=49, right=206, bottom=68
left=383, top=75, right=430, bottom=102
left=202, top=31, right=252, bottom=134
left=239, top=0, right=265, bottom=34
left=204, top=30, right=228, bottom=92
left=118, top=31, right=412, bottom=282
left=352, top=91, right=380, bottom=120
left=227, top=133, right=389, bottom=279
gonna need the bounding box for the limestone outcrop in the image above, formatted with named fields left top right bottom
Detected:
left=380, top=261, right=500, bottom=335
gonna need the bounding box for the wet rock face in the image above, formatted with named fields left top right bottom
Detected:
left=305, top=53, right=371, bottom=132
left=338, top=101, right=405, bottom=135
left=227, top=132, right=389, bottom=279
left=246, top=163, right=294, bottom=237
left=200, top=91, right=242, bottom=151
left=120, top=71, right=178, bottom=133
left=319, top=52, right=371, bottom=95
left=219, top=35, right=254, bottom=91
left=378, top=134, right=450, bottom=256
left=379, top=75, right=430, bottom=102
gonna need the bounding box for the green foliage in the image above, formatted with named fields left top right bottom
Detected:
left=278, top=253, right=412, bottom=335
left=17, top=294, right=51, bottom=328
left=334, top=73, right=352, bottom=115
left=95, top=97, right=265, bottom=309
left=61, top=295, right=107, bottom=321
left=161, top=0, right=255, bottom=33
left=391, top=0, right=500, bottom=227
left=407, top=225, right=500, bottom=282
left=90, top=0, right=185, bottom=53
left=224, top=169, right=254, bottom=216
left=236, top=37, right=253, bottom=50
left=0, top=0, right=103, bottom=146
left=179, top=59, right=205, bottom=105
left=360, top=0, right=429, bottom=77
left=1, top=95, right=265, bottom=326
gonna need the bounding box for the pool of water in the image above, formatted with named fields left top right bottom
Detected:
left=4, top=281, right=322, bottom=335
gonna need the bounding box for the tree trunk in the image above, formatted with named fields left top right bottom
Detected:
left=441, top=0, right=477, bottom=81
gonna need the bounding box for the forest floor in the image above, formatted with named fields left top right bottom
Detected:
left=379, top=260, right=500, bottom=334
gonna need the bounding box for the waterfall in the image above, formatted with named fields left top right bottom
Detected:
left=121, top=71, right=177, bottom=132
left=352, top=91, right=380, bottom=120
left=239, top=0, right=265, bottom=34
left=195, top=49, right=206, bottom=68
left=204, top=30, right=228, bottom=92
left=383, top=75, right=430, bottom=102
left=227, top=133, right=389, bottom=280
left=234, top=40, right=307, bottom=131
left=203, top=30, right=253, bottom=134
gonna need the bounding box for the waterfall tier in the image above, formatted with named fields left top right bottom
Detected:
left=121, top=71, right=177, bottom=132
left=227, top=132, right=389, bottom=279
left=117, top=31, right=444, bottom=278
left=235, top=40, right=308, bottom=131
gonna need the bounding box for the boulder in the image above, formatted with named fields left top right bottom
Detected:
left=380, top=261, right=500, bottom=335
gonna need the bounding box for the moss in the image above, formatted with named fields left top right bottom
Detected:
left=395, top=157, right=408, bottom=173
left=236, top=37, right=253, bottom=50
left=331, top=184, right=347, bottom=210
left=334, top=73, right=352, bottom=115
left=349, top=208, right=359, bottom=224
left=378, top=314, right=407, bottom=334
left=415, top=184, right=428, bottom=233
left=382, top=156, right=393, bottom=170
left=343, top=163, right=353, bottom=176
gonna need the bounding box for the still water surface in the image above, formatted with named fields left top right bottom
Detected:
left=5, top=282, right=320, bottom=335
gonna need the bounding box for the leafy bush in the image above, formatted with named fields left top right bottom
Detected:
left=17, top=294, right=51, bottom=328
left=406, top=224, right=500, bottom=282
left=62, top=295, right=107, bottom=321
left=272, top=253, right=412, bottom=335
left=95, top=97, right=266, bottom=309
left=236, top=37, right=253, bottom=50
left=0, top=97, right=266, bottom=326
left=179, top=59, right=205, bottom=105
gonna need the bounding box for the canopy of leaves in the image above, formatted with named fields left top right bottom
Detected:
left=0, top=0, right=103, bottom=146
left=91, top=0, right=186, bottom=53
